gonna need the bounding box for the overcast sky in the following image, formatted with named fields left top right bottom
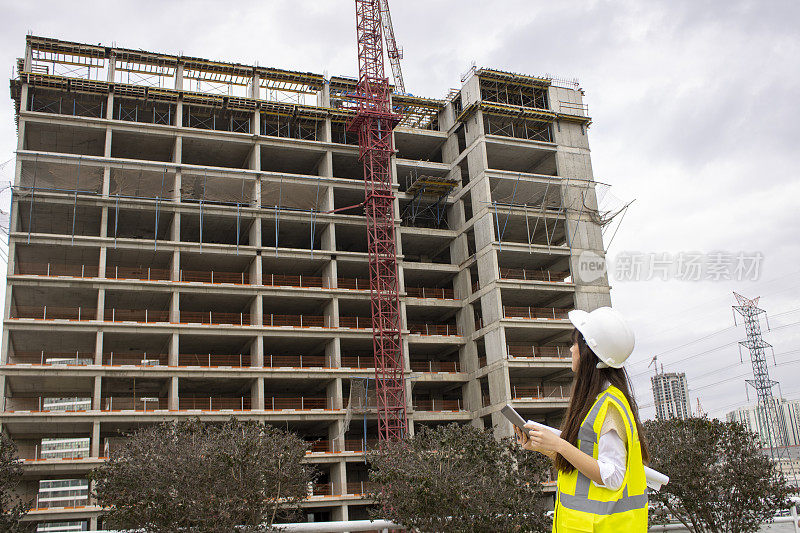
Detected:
left=0, top=0, right=798, bottom=420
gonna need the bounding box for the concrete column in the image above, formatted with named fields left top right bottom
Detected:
left=91, top=421, right=101, bottom=458
left=92, top=376, right=102, bottom=411
left=321, top=223, right=335, bottom=251
left=96, top=288, right=105, bottom=325
left=171, top=250, right=180, bottom=281
left=325, top=338, right=341, bottom=368
left=169, top=376, right=178, bottom=410
left=94, top=331, right=103, bottom=365
left=249, top=218, right=261, bottom=248
left=330, top=459, right=347, bottom=497
left=98, top=244, right=107, bottom=279
left=323, top=258, right=337, bottom=289
left=318, top=152, right=333, bottom=177
left=104, top=128, right=112, bottom=158
left=251, top=335, right=264, bottom=368
left=331, top=503, right=349, bottom=522
left=250, top=294, right=263, bottom=326
left=170, top=291, right=180, bottom=323
left=252, top=71, right=261, bottom=136
left=325, top=297, right=339, bottom=328
left=168, top=333, right=179, bottom=367
left=249, top=254, right=262, bottom=285
left=250, top=378, right=264, bottom=410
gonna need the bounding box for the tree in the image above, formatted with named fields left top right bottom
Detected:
left=0, top=434, right=33, bottom=532
left=91, top=419, right=316, bottom=532
left=643, top=417, right=793, bottom=533
left=368, top=423, right=552, bottom=532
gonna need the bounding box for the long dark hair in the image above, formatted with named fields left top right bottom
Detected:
left=555, top=328, right=650, bottom=473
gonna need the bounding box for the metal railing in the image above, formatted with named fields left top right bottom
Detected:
left=108, top=266, right=171, bottom=281
left=499, top=268, right=570, bottom=283
left=178, top=354, right=250, bottom=367
left=409, top=360, right=460, bottom=373
left=181, top=270, right=249, bottom=285
left=507, top=344, right=571, bottom=359
left=5, top=352, right=94, bottom=365
left=340, top=356, right=375, bottom=369
left=408, top=323, right=460, bottom=336
left=12, top=306, right=97, bottom=321
left=15, top=262, right=99, bottom=278
left=263, top=314, right=327, bottom=327
left=265, top=355, right=327, bottom=368
left=339, top=316, right=373, bottom=329
left=344, top=439, right=379, bottom=452
left=414, top=399, right=463, bottom=411
left=264, top=273, right=325, bottom=288
left=102, top=397, right=169, bottom=411
left=3, top=397, right=91, bottom=412
left=180, top=311, right=250, bottom=325
left=102, top=353, right=167, bottom=366
left=265, top=397, right=331, bottom=410
left=105, top=308, right=170, bottom=323
left=336, top=277, right=370, bottom=290
left=178, top=397, right=251, bottom=411
left=503, top=306, right=570, bottom=320
left=346, top=481, right=377, bottom=495
left=405, top=286, right=457, bottom=300
left=512, top=384, right=572, bottom=400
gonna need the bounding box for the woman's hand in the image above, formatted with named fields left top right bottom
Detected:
left=523, top=422, right=564, bottom=454
left=515, top=426, right=557, bottom=459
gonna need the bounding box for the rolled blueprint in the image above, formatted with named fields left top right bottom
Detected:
left=502, top=405, right=670, bottom=491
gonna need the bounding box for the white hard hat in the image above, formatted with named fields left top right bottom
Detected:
left=568, top=307, right=635, bottom=368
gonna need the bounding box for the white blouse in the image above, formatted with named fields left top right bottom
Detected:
left=594, top=403, right=627, bottom=491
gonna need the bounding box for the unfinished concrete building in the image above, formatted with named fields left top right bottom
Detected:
left=1, top=35, right=611, bottom=530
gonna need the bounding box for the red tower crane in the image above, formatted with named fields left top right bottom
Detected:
left=348, top=0, right=407, bottom=442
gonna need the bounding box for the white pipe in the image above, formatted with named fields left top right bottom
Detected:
left=271, top=520, right=401, bottom=532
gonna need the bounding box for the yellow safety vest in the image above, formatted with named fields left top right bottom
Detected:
left=554, top=385, right=648, bottom=532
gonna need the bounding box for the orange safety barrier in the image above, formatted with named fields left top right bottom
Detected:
left=346, top=481, right=378, bottom=495
left=312, top=483, right=333, bottom=496
left=503, top=306, right=570, bottom=320
left=511, top=384, right=572, bottom=400
left=499, top=267, right=570, bottom=283
left=265, top=397, right=330, bottom=410
left=180, top=311, right=250, bottom=325
left=5, top=352, right=94, bottom=365
left=178, top=354, right=250, bottom=367
left=16, top=262, right=99, bottom=278
left=336, top=277, right=369, bottom=290
left=102, top=353, right=167, bottom=366
left=179, top=397, right=251, bottom=410
left=340, top=356, right=374, bottom=369
left=263, top=314, right=326, bottom=327
left=343, top=439, right=379, bottom=452
left=406, top=286, right=457, bottom=300
left=107, top=265, right=171, bottom=281
left=3, top=397, right=89, bottom=412
left=181, top=269, right=249, bottom=284
left=507, top=344, right=571, bottom=359
left=265, top=355, right=327, bottom=368
left=409, top=360, right=459, bottom=372
left=414, top=399, right=463, bottom=411
left=11, top=306, right=97, bottom=321
left=105, top=309, right=170, bottom=323
left=102, top=397, right=168, bottom=411
left=264, top=273, right=325, bottom=288
left=307, top=440, right=332, bottom=453
left=408, top=323, right=459, bottom=336
left=339, top=316, right=372, bottom=329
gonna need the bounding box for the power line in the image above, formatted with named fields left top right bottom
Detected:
left=628, top=309, right=800, bottom=369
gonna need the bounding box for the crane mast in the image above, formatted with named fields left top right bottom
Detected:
left=377, top=0, right=405, bottom=93
left=348, top=0, right=407, bottom=442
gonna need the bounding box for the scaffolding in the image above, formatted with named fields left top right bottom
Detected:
left=401, top=173, right=457, bottom=229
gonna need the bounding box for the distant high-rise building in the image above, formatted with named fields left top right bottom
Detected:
left=651, top=371, right=691, bottom=420
left=727, top=398, right=800, bottom=447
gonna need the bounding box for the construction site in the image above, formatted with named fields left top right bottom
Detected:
left=0, top=14, right=613, bottom=530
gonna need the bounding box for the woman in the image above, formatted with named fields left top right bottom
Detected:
left=516, top=306, right=650, bottom=532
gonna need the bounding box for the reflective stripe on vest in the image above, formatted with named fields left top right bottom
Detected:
left=557, top=390, right=648, bottom=516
